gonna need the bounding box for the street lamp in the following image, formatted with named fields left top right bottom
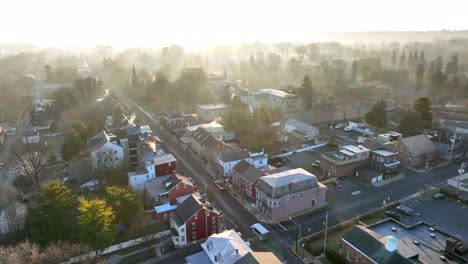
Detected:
left=289, top=216, right=302, bottom=255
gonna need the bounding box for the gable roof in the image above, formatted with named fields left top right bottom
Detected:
left=219, top=150, right=250, bottom=163
left=201, top=229, right=252, bottom=264
left=173, top=194, right=203, bottom=225
left=201, top=134, right=225, bottom=150
left=256, top=168, right=321, bottom=198
left=342, top=226, right=414, bottom=264
left=285, top=118, right=318, bottom=134
left=87, top=131, right=117, bottom=150
left=233, top=160, right=263, bottom=182
left=399, top=135, right=437, bottom=156
left=144, top=174, right=193, bottom=197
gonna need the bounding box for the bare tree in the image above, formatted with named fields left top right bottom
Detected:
left=9, top=139, right=48, bottom=186
left=0, top=184, right=25, bottom=235
left=275, top=42, right=292, bottom=59
left=0, top=240, right=102, bottom=264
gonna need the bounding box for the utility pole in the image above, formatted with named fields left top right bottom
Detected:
left=323, top=211, right=329, bottom=254
left=457, top=162, right=466, bottom=198
left=289, top=217, right=301, bottom=255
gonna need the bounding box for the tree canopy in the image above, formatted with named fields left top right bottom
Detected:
left=365, top=99, right=387, bottom=128
left=105, top=186, right=142, bottom=228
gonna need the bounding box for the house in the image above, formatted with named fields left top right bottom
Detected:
left=186, top=121, right=225, bottom=140
left=320, top=144, right=371, bottom=178
left=152, top=192, right=203, bottom=225
left=255, top=168, right=327, bottom=222
left=0, top=203, right=27, bottom=235
left=22, top=130, right=40, bottom=144
left=232, top=160, right=263, bottom=201
left=185, top=229, right=282, bottom=264
left=363, top=131, right=402, bottom=149
left=88, top=131, right=126, bottom=171
left=252, top=89, right=303, bottom=115
left=189, top=127, right=229, bottom=161
left=143, top=174, right=195, bottom=207
left=356, top=148, right=400, bottom=183
left=284, top=118, right=319, bottom=141
left=128, top=152, right=177, bottom=191
left=170, top=194, right=219, bottom=247
left=340, top=220, right=465, bottom=264
left=386, top=135, right=437, bottom=167
left=165, top=111, right=193, bottom=129
left=217, top=150, right=268, bottom=177
left=196, top=103, right=228, bottom=122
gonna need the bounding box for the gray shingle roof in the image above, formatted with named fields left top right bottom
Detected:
left=87, top=131, right=116, bottom=150
left=233, top=160, right=263, bottom=183
left=172, top=194, right=203, bottom=225
left=400, top=135, right=437, bottom=156
left=256, top=168, right=320, bottom=199
left=219, top=150, right=250, bottom=163
left=342, top=225, right=414, bottom=264
left=285, top=118, right=318, bottom=134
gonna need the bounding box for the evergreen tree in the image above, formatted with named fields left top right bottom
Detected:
left=399, top=111, right=423, bottom=136
left=413, top=97, right=433, bottom=129
left=364, top=99, right=387, bottom=128
left=351, top=60, right=358, bottom=83
left=298, top=75, right=315, bottom=110
left=446, top=54, right=459, bottom=75
left=415, top=63, right=424, bottom=92
left=399, top=51, right=406, bottom=68
left=33, top=181, right=77, bottom=243
left=391, top=50, right=397, bottom=67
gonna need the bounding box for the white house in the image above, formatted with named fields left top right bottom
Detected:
left=217, top=150, right=268, bottom=177
left=128, top=150, right=177, bottom=191
left=284, top=118, right=319, bottom=141
left=87, top=131, right=126, bottom=171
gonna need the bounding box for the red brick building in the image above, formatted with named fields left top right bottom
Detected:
left=170, top=194, right=219, bottom=247
left=232, top=160, right=263, bottom=201
left=165, top=112, right=193, bottom=129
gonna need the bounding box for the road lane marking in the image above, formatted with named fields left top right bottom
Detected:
left=351, top=190, right=361, bottom=195
left=277, top=223, right=288, bottom=231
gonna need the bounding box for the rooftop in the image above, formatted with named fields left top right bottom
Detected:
left=200, top=229, right=252, bottom=264
left=233, top=160, right=263, bottom=182
left=142, top=151, right=176, bottom=167
left=144, top=174, right=192, bottom=197
left=256, top=168, right=324, bottom=199
left=285, top=118, right=318, bottom=134
left=341, top=144, right=370, bottom=154
left=154, top=203, right=178, bottom=214
left=219, top=150, right=250, bottom=163
left=372, top=148, right=398, bottom=157
left=197, top=103, right=228, bottom=110
left=256, top=88, right=294, bottom=98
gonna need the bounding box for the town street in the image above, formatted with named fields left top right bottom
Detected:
left=113, top=86, right=465, bottom=263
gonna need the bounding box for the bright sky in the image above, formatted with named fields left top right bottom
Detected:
left=1, top=0, right=467, bottom=48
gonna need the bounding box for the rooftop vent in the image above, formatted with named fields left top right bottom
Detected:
left=430, top=233, right=436, bottom=238
left=429, top=227, right=435, bottom=232
left=391, top=227, right=397, bottom=232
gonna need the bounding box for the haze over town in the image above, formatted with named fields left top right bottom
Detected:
left=0, top=1, right=468, bottom=264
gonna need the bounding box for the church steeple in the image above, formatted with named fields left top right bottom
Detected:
left=223, top=67, right=228, bottom=85
left=130, top=64, right=138, bottom=87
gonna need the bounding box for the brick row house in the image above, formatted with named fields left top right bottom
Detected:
left=165, top=111, right=193, bottom=130
left=170, top=194, right=219, bottom=248
left=232, top=160, right=263, bottom=201
left=320, top=144, right=371, bottom=178
left=217, top=150, right=268, bottom=177
left=255, top=168, right=327, bottom=222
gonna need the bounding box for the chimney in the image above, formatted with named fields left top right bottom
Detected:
left=289, top=182, right=294, bottom=193
left=386, top=236, right=398, bottom=252
left=236, top=248, right=239, bottom=255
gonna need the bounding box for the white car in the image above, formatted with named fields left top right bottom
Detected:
left=334, top=124, right=343, bottom=129
left=344, top=126, right=353, bottom=131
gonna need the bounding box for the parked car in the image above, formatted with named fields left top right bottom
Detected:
left=344, top=126, right=353, bottom=132
left=396, top=205, right=415, bottom=216
left=334, top=124, right=343, bottom=129
left=310, top=163, right=320, bottom=169
left=433, top=193, right=446, bottom=200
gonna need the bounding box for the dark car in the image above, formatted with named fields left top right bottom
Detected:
left=433, top=193, right=446, bottom=200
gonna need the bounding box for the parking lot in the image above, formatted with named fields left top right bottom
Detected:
left=279, top=145, right=336, bottom=180
left=399, top=197, right=468, bottom=241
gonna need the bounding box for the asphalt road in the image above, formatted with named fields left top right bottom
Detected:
left=113, top=88, right=302, bottom=264
left=113, top=87, right=466, bottom=263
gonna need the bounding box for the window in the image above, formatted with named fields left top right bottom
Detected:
left=109, top=150, right=111, bottom=154
left=146, top=175, right=149, bottom=179
left=181, top=228, right=185, bottom=232
left=181, top=236, right=185, bottom=242
left=175, top=237, right=179, bottom=242
left=163, top=214, right=168, bottom=220
left=292, top=194, right=296, bottom=201
left=115, top=157, right=118, bottom=161
left=300, top=193, right=303, bottom=198
left=176, top=184, right=179, bottom=190
left=212, top=217, right=216, bottom=224
left=312, top=199, right=316, bottom=206
left=347, top=250, right=353, bottom=261
left=194, top=214, right=198, bottom=220
left=192, top=232, right=196, bottom=240
left=115, top=150, right=117, bottom=154
left=191, top=222, right=196, bottom=229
